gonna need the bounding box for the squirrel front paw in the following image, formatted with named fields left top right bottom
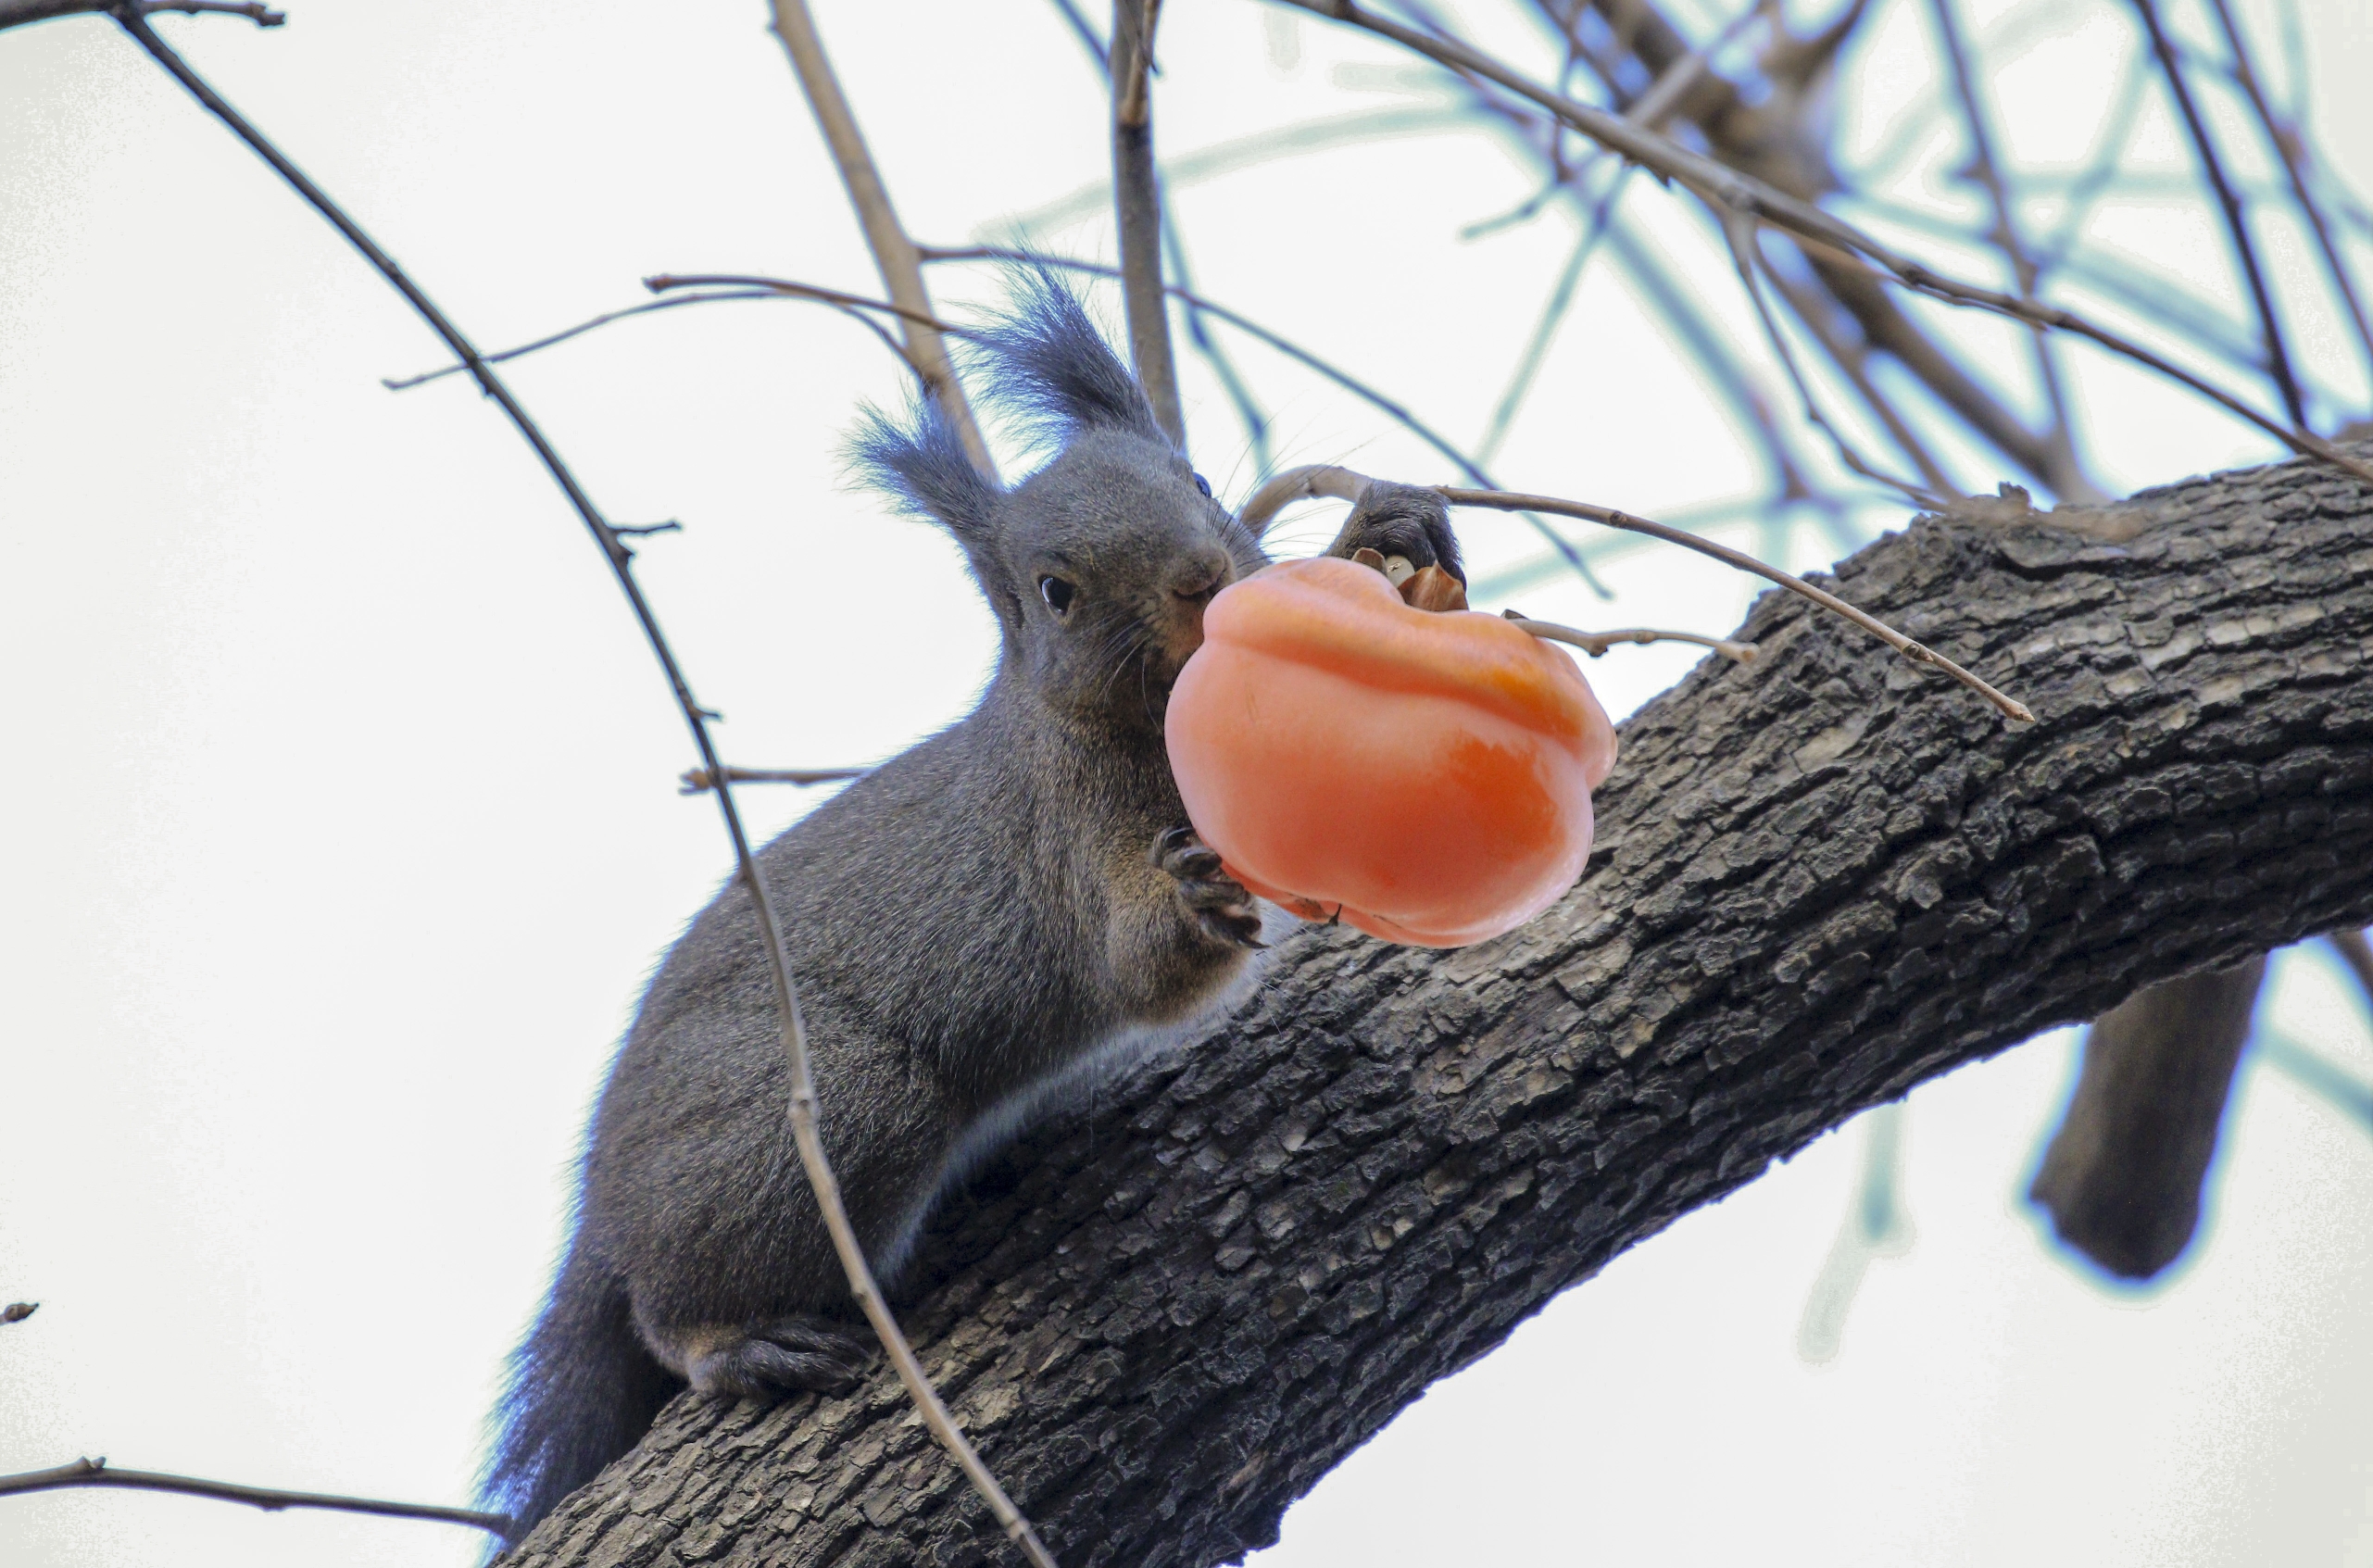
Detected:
left=1151, top=825, right=1266, bottom=949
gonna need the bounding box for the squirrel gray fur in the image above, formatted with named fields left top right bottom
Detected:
left=481, top=276, right=1461, bottom=1542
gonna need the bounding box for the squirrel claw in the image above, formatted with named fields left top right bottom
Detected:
left=1154, top=825, right=1265, bottom=950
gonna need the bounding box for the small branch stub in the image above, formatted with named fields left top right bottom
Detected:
left=1, top=1302, right=36, bottom=1325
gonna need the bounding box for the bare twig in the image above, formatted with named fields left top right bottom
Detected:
left=107, top=14, right=1053, bottom=1562
left=1269, top=0, right=2373, bottom=488
left=2129, top=0, right=2307, bottom=430
left=1046, top=0, right=1108, bottom=69
left=0, top=1457, right=508, bottom=1535
left=1599, top=224, right=1829, bottom=517
left=1438, top=485, right=2034, bottom=721
left=1113, top=0, right=1186, bottom=445
left=919, top=244, right=1613, bottom=596
left=382, top=289, right=918, bottom=393
left=2204, top=0, right=2373, bottom=405
left=1721, top=213, right=1952, bottom=506
left=1, top=1302, right=35, bottom=1324
left=1475, top=0, right=1766, bottom=468
left=680, top=765, right=868, bottom=795
left=768, top=0, right=995, bottom=478
left=1505, top=610, right=1759, bottom=662
left=0, top=0, right=279, bottom=30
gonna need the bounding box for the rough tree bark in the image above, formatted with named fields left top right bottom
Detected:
left=506, top=448, right=2373, bottom=1568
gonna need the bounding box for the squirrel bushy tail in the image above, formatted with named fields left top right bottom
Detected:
left=481, top=1248, right=678, bottom=1545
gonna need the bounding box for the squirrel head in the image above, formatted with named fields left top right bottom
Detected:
left=852, top=275, right=1263, bottom=734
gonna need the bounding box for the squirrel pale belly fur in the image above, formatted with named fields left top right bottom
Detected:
left=482, top=276, right=1462, bottom=1542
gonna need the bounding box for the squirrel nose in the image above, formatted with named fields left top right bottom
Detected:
left=1167, top=554, right=1233, bottom=606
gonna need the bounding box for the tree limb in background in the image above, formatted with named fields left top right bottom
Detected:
left=2204, top=0, right=2373, bottom=410
left=768, top=0, right=996, bottom=478
left=2029, top=956, right=2268, bottom=1280
left=506, top=445, right=2373, bottom=1567
left=1925, top=0, right=2097, bottom=501
left=2128, top=0, right=2307, bottom=431
left=0, top=1458, right=509, bottom=1537
left=94, top=11, right=1052, bottom=1562
left=1112, top=0, right=1186, bottom=445
left=1273, top=0, right=2373, bottom=489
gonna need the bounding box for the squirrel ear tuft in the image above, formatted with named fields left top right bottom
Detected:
left=848, top=393, right=1001, bottom=546
left=848, top=395, right=1021, bottom=623
left=974, top=270, right=1168, bottom=449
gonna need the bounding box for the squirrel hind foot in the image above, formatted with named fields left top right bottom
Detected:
left=678, top=1316, right=873, bottom=1401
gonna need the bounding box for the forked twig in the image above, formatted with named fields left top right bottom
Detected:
left=1505, top=612, right=1759, bottom=663
left=104, top=12, right=1056, bottom=1564
left=769, top=0, right=996, bottom=478
left=1439, top=485, right=2034, bottom=721
left=0, top=1457, right=509, bottom=1536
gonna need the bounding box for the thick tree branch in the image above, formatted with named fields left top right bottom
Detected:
left=507, top=447, right=2373, bottom=1567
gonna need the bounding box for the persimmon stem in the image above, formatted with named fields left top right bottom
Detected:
left=1507, top=613, right=1759, bottom=664
left=1439, top=487, right=2033, bottom=722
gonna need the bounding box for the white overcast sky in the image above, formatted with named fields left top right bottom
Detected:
left=2, top=2, right=2370, bottom=1565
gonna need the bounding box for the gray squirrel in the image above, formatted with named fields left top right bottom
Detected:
left=481, top=276, right=1461, bottom=1542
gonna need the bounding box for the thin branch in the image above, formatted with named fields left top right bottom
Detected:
left=681, top=765, right=869, bottom=795
left=381, top=289, right=918, bottom=393
left=768, top=0, right=995, bottom=478
left=1113, top=0, right=1186, bottom=445
left=0, top=0, right=278, bottom=30
left=0, top=1457, right=508, bottom=1535
left=1164, top=220, right=1274, bottom=473
left=919, top=243, right=1615, bottom=596
left=1046, top=0, right=1108, bottom=69
left=2128, top=0, right=2307, bottom=430
left=2204, top=0, right=2373, bottom=407
left=1504, top=611, right=1760, bottom=662
left=1268, top=0, right=2373, bottom=488
left=1438, top=484, right=2035, bottom=721
left=1926, top=0, right=2098, bottom=500
left=1722, top=213, right=1952, bottom=507
left=1474, top=180, right=1624, bottom=468
left=107, top=14, right=1051, bottom=1563
left=1473, top=2, right=1756, bottom=467
left=1599, top=223, right=1832, bottom=518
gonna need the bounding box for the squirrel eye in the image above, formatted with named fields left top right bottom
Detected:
left=1038, top=575, right=1077, bottom=616
left=1191, top=472, right=1213, bottom=497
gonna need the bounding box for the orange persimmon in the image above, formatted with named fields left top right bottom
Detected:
left=1166, top=556, right=1617, bottom=947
